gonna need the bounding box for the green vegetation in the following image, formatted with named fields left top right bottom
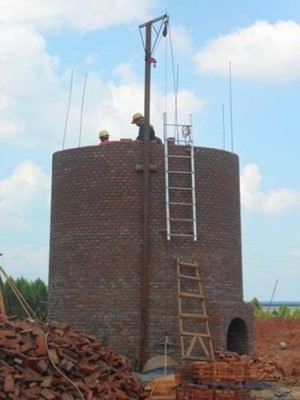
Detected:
left=251, top=297, right=300, bottom=319
left=1, top=277, right=47, bottom=320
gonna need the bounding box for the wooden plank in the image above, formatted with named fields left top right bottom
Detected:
left=182, top=331, right=211, bottom=338
left=180, top=313, right=208, bottom=320
left=178, top=274, right=199, bottom=280
left=177, top=260, right=198, bottom=267
left=179, top=292, right=205, bottom=299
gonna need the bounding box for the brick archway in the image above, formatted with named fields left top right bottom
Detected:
left=226, top=318, right=249, bottom=354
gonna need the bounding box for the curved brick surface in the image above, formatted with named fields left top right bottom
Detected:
left=48, top=141, right=253, bottom=364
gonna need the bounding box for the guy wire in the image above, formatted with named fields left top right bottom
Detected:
left=168, top=25, right=179, bottom=139
left=229, top=61, right=234, bottom=152
left=78, top=73, right=88, bottom=147
left=62, top=70, right=74, bottom=150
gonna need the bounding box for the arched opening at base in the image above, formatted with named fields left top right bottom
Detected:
left=226, top=318, right=249, bottom=354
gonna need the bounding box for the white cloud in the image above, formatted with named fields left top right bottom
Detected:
left=2, top=246, right=49, bottom=282
left=59, top=0, right=159, bottom=31
left=240, top=163, right=300, bottom=214
left=0, top=94, right=14, bottom=111
left=0, top=161, right=50, bottom=281
left=0, top=0, right=161, bottom=145
left=0, top=26, right=204, bottom=148
left=113, top=62, right=139, bottom=84
left=168, top=25, right=193, bottom=56
left=60, top=71, right=205, bottom=146
left=0, top=161, right=50, bottom=229
left=0, top=4, right=200, bottom=148
left=0, top=120, right=24, bottom=142
left=1, top=0, right=60, bottom=28
left=195, top=20, right=300, bottom=82
left=0, top=25, right=60, bottom=145
left=0, top=25, right=58, bottom=95
left=289, top=248, right=300, bottom=258
left=0, top=0, right=159, bottom=31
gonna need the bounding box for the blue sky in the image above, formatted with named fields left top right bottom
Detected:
left=1, top=0, right=300, bottom=302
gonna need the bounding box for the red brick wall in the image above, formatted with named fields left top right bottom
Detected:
left=48, top=141, right=253, bottom=366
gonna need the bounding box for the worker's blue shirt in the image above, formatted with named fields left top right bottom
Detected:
left=136, top=124, right=155, bottom=141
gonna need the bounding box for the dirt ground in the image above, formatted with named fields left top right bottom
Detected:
left=254, top=318, right=300, bottom=386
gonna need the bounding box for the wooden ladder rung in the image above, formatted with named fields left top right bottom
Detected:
left=180, top=313, right=208, bottom=320
left=178, top=274, right=200, bottom=281
left=179, top=292, right=205, bottom=299
left=182, top=331, right=212, bottom=338
left=178, top=261, right=198, bottom=267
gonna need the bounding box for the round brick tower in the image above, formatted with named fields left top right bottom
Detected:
left=48, top=141, right=253, bottom=368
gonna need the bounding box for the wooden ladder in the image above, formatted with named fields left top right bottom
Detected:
left=176, top=258, right=214, bottom=361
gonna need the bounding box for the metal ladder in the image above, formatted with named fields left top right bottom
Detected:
left=176, top=258, right=214, bottom=361
left=163, top=113, right=197, bottom=241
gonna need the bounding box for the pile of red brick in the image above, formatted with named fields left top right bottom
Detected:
left=216, top=352, right=282, bottom=383
left=248, top=357, right=281, bottom=382
left=175, top=351, right=282, bottom=400
left=0, top=315, right=146, bottom=399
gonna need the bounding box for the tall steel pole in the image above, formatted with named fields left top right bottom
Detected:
left=139, top=20, right=151, bottom=371
left=138, top=14, right=167, bottom=370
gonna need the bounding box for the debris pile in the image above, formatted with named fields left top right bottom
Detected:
left=175, top=351, right=282, bottom=400
left=254, top=318, right=300, bottom=386
left=0, top=316, right=146, bottom=399
left=248, top=357, right=282, bottom=382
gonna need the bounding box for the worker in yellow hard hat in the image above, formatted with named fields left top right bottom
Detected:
left=131, top=112, right=158, bottom=142
left=98, top=129, right=110, bottom=146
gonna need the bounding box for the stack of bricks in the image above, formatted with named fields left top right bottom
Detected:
left=176, top=351, right=281, bottom=400
left=176, top=354, right=250, bottom=400
left=0, top=315, right=146, bottom=399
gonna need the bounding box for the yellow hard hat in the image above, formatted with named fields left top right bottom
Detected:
left=99, top=129, right=109, bottom=138
left=131, top=112, right=144, bottom=124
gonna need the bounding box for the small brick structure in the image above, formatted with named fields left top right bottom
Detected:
left=48, top=140, right=254, bottom=369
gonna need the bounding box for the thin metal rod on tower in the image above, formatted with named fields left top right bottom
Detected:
left=222, top=104, right=226, bottom=150
left=229, top=61, right=234, bottom=152
left=62, top=70, right=74, bottom=150
left=78, top=73, right=88, bottom=147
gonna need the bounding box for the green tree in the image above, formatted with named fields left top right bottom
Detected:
left=251, top=297, right=269, bottom=318
left=292, top=308, right=300, bottom=318
left=277, top=305, right=291, bottom=318
left=2, top=277, right=47, bottom=320
left=251, top=298, right=300, bottom=320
